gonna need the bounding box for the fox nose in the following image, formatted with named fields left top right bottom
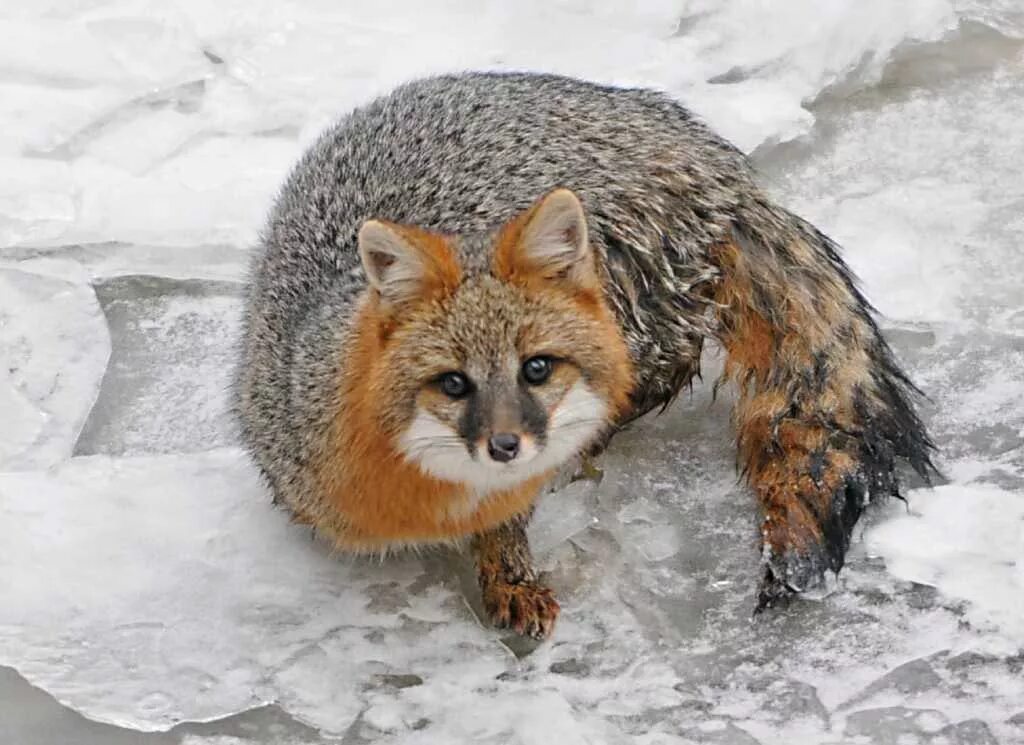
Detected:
left=487, top=433, right=521, bottom=463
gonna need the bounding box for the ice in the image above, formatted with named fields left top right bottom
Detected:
left=669, top=0, right=958, bottom=150
left=84, top=107, right=207, bottom=175
left=2, top=1, right=1024, bottom=743
left=0, top=82, right=128, bottom=156
left=765, top=60, right=1024, bottom=327
left=4, top=242, right=251, bottom=284
left=0, top=9, right=207, bottom=89
left=0, top=158, right=77, bottom=246
left=0, top=6, right=212, bottom=164
left=0, top=664, right=331, bottom=745
left=11, top=384, right=1024, bottom=742
left=0, top=267, right=110, bottom=470
left=1, top=0, right=965, bottom=249
left=65, top=136, right=300, bottom=247
left=528, top=479, right=599, bottom=558
left=0, top=449, right=503, bottom=733
left=866, top=485, right=1024, bottom=652
left=73, top=275, right=242, bottom=456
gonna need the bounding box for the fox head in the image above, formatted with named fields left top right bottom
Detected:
left=348, top=189, right=634, bottom=494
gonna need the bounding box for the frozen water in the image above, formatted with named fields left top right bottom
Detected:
left=866, top=484, right=1024, bottom=652
left=0, top=0, right=969, bottom=250
left=0, top=158, right=77, bottom=246
left=73, top=275, right=242, bottom=456
left=0, top=450, right=502, bottom=732
left=0, top=664, right=331, bottom=745
left=1, top=1, right=1023, bottom=744
left=0, top=266, right=110, bottom=470
left=763, top=32, right=1024, bottom=328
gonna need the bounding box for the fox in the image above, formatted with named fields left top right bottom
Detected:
left=235, top=71, right=936, bottom=640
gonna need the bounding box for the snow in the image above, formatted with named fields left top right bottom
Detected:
left=1, top=1, right=1023, bottom=744
left=866, top=485, right=1024, bottom=653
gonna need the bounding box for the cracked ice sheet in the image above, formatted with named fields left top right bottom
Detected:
left=0, top=449, right=498, bottom=733
left=1, top=2, right=1024, bottom=744
left=0, top=0, right=964, bottom=251
left=3, top=382, right=1024, bottom=743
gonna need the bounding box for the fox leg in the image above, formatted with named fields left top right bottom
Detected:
left=710, top=221, right=934, bottom=608
left=472, top=511, right=560, bottom=640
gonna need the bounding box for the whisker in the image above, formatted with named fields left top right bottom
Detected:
left=403, top=434, right=465, bottom=445
left=551, top=418, right=607, bottom=431
left=405, top=441, right=465, bottom=454
left=552, top=406, right=610, bottom=420
left=405, top=442, right=469, bottom=459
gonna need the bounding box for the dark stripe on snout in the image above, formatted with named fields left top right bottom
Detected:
left=456, top=384, right=549, bottom=451
left=517, top=384, right=548, bottom=446
left=457, top=391, right=484, bottom=456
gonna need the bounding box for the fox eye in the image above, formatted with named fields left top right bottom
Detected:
left=522, top=356, right=553, bottom=385
left=438, top=371, right=471, bottom=399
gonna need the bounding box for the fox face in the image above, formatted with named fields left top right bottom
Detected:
left=353, top=189, right=634, bottom=495
left=392, top=275, right=619, bottom=494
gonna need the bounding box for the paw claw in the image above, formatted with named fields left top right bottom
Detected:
left=482, top=580, right=560, bottom=640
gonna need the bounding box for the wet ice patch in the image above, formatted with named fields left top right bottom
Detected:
left=73, top=275, right=242, bottom=456
left=866, top=483, right=1024, bottom=650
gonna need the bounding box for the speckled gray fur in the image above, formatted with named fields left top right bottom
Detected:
left=235, top=72, right=935, bottom=596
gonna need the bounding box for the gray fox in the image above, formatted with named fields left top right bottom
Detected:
left=235, top=71, right=935, bottom=640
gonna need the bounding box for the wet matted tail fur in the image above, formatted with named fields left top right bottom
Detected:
left=709, top=203, right=936, bottom=607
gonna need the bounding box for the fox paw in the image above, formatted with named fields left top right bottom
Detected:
left=482, top=580, right=560, bottom=640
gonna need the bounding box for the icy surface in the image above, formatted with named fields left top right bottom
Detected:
left=866, top=485, right=1024, bottom=652
left=1, top=2, right=1023, bottom=744
left=0, top=266, right=110, bottom=470
left=73, top=275, right=242, bottom=456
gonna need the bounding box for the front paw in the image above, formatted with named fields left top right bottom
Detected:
left=481, top=580, right=560, bottom=640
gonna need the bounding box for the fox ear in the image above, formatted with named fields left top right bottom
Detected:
left=496, top=188, right=597, bottom=288
left=358, top=220, right=461, bottom=308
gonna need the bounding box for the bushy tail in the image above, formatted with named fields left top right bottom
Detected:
left=710, top=198, right=937, bottom=607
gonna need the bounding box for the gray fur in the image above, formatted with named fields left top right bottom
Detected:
left=235, top=72, right=934, bottom=593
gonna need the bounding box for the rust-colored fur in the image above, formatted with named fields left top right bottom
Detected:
left=315, top=286, right=553, bottom=551
left=311, top=197, right=633, bottom=556
left=473, top=513, right=560, bottom=640
left=713, top=239, right=872, bottom=594
left=365, top=221, right=464, bottom=322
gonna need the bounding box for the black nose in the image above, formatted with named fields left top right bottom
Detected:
left=487, top=433, right=521, bottom=463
